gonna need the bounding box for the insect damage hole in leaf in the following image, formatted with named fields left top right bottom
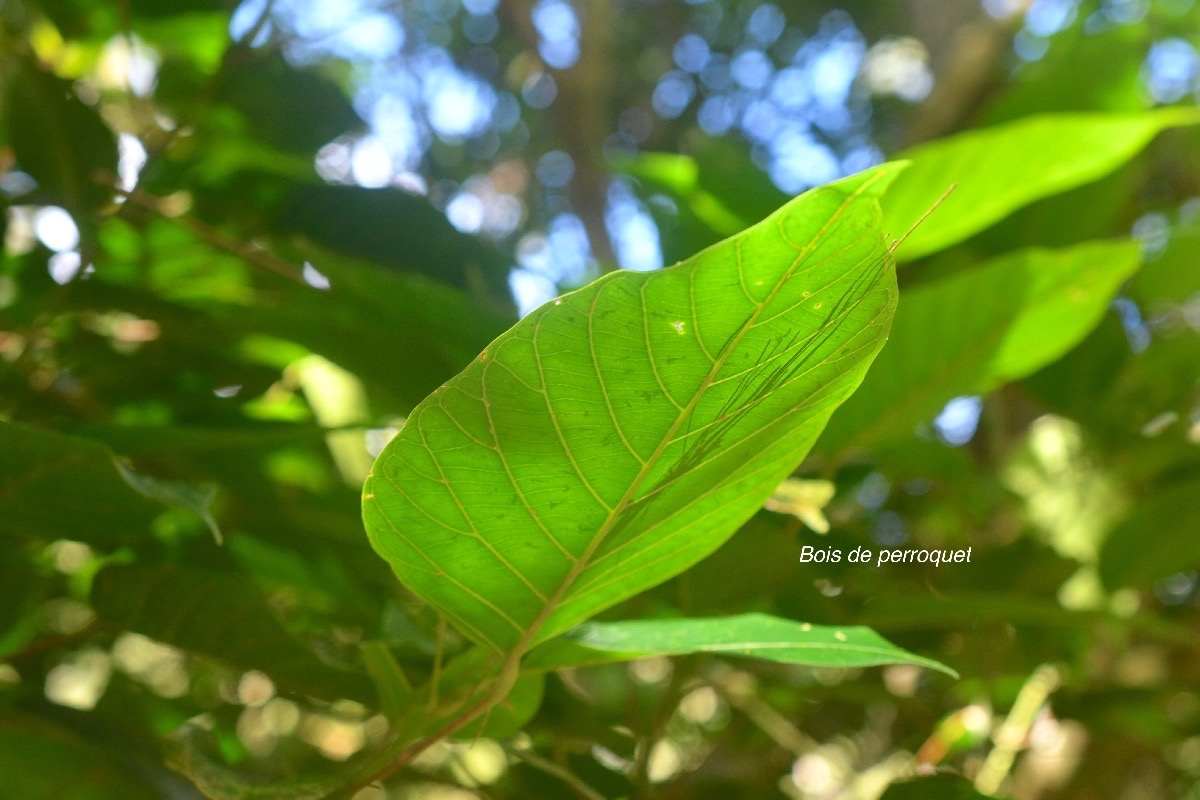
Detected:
left=362, top=162, right=908, bottom=665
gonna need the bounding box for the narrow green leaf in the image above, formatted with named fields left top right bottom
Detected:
left=817, top=240, right=1141, bottom=456
left=884, top=110, right=1200, bottom=260
left=691, top=134, right=791, bottom=227
left=127, top=0, right=228, bottom=19
left=114, top=461, right=222, bottom=544
left=364, top=164, right=904, bottom=656
left=522, top=613, right=956, bottom=676
left=618, top=134, right=790, bottom=239
left=91, top=563, right=372, bottom=701
left=360, top=641, right=413, bottom=722
left=620, top=151, right=746, bottom=238
left=618, top=150, right=739, bottom=264
left=620, top=151, right=699, bottom=197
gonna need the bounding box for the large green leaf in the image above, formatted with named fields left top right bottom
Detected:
left=884, top=110, right=1200, bottom=261
left=0, top=712, right=161, bottom=800
left=1128, top=227, right=1200, bottom=310
left=221, top=245, right=513, bottom=414
left=213, top=49, right=363, bottom=156
left=0, top=421, right=214, bottom=546
left=817, top=240, right=1141, bottom=456
left=0, top=539, right=41, bottom=658
left=270, top=185, right=515, bottom=301
left=363, top=164, right=904, bottom=657
left=522, top=613, right=955, bottom=676
left=1099, top=479, right=1200, bottom=590
left=5, top=57, right=118, bottom=224
left=91, top=563, right=373, bottom=701
left=982, top=24, right=1147, bottom=122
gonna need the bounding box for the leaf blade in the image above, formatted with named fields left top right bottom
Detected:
left=523, top=613, right=956, bottom=676
left=885, top=110, right=1200, bottom=260
left=0, top=421, right=215, bottom=546
left=364, top=164, right=905, bottom=656
left=817, top=240, right=1141, bottom=456
left=0, top=712, right=161, bottom=800
left=1099, top=479, right=1200, bottom=589
left=91, top=563, right=372, bottom=701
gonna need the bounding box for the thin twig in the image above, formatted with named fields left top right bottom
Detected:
left=708, top=663, right=816, bottom=757
left=1, top=620, right=105, bottom=665
left=506, top=744, right=609, bottom=800
left=333, top=660, right=519, bottom=798
left=633, top=660, right=688, bottom=798
left=114, top=186, right=306, bottom=285
left=236, top=0, right=277, bottom=46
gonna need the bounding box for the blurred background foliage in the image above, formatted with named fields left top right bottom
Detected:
left=2, top=0, right=1200, bottom=798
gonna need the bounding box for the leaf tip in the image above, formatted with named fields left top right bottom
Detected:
left=929, top=660, right=960, bottom=680
left=820, top=160, right=910, bottom=202
left=860, top=159, right=912, bottom=197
